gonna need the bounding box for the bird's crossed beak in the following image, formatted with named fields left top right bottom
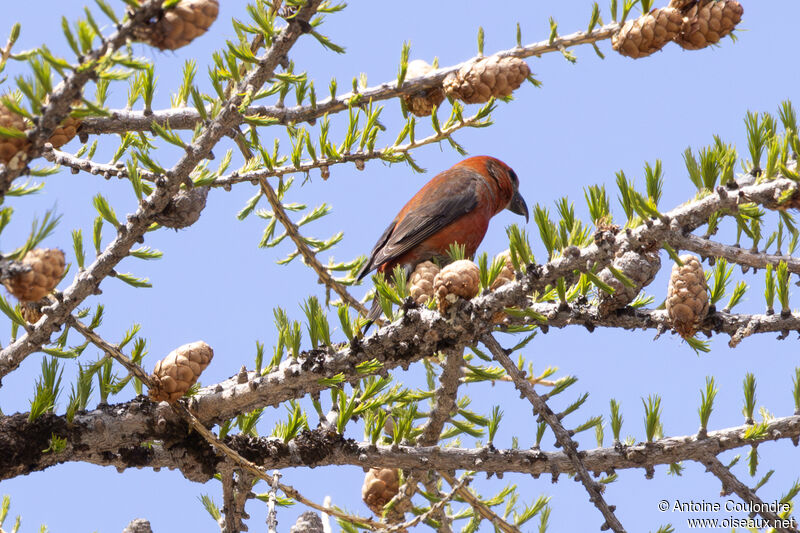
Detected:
left=508, top=190, right=529, bottom=223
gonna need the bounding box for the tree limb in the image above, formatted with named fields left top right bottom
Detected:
left=699, top=454, right=797, bottom=533
left=78, top=23, right=622, bottom=136
left=482, top=333, right=626, bottom=533
left=2, top=405, right=798, bottom=482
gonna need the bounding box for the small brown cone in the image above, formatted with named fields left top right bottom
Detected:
left=401, top=60, right=445, bottom=117
left=382, top=413, right=395, bottom=438
left=597, top=249, right=661, bottom=316
left=0, top=100, right=30, bottom=170
left=612, top=7, right=683, bottom=59
left=675, top=0, right=743, bottom=50
left=489, top=250, right=515, bottom=290
left=362, top=468, right=400, bottom=516
left=3, top=248, right=65, bottom=302
left=408, top=261, right=440, bottom=306
left=48, top=116, right=82, bottom=149
left=489, top=250, right=516, bottom=324
left=153, top=186, right=209, bottom=229
left=433, top=259, right=480, bottom=313
left=135, top=0, right=220, bottom=51
left=149, top=341, right=213, bottom=403
left=443, top=55, right=530, bottom=104
left=666, top=254, right=709, bottom=338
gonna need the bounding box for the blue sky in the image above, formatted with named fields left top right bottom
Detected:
left=1, top=1, right=800, bottom=531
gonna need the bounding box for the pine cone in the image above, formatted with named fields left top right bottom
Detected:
left=597, top=249, right=661, bottom=316
left=153, top=186, right=209, bottom=229
left=612, top=7, right=683, bottom=59
left=675, top=0, right=743, bottom=50
left=383, top=412, right=396, bottom=437
left=666, top=254, right=709, bottom=338
left=149, top=340, right=213, bottom=403
left=48, top=116, right=81, bottom=149
left=489, top=250, right=515, bottom=290
left=433, top=259, right=480, bottom=313
left=0, top=100, right=30, bottom=170
left=135, top=0, right=220, bottom=51
left=3, top=248, right=65, bottom=302
left=401, top=60, right=445, bottom=117
left=20, top=301, right=43, bottom=324
left=488, top=250, right=516, bottom=324
left=409, top=261, right=440, bottom=305
left=362, top=468, right=400, bottom=516
left=668, top=0, right=696, bottom=9
left=443, top=55, right=530, bottom=104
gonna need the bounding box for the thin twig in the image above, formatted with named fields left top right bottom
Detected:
left=384, top=475, right=470, bottom=533
left=400, top=347, right=467, bottom=533
left=438, top=471, right=520, bottom=533
left=212, top=111, right=490, bottom=188
left=45, top=109, right=487, bottom=189
left=670, top=232, right=800, bottom=273
left=267, top=471, right=281, bottom=533
left=482, top=333, right=627, bottom=533
left=0, top=26, right=18, bottom=71
left=278, top=480, right=386, bottom=530
left=700, top=454, right=797, bottom=533
left=69, top=317, right=153, bottom=386
left=227, top=105, right=369, bottom=322
left=174, top=399, right=388, bottom=531
left=259, top=176, right=368, bottom=315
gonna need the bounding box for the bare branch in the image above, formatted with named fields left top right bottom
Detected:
left=700, top=454, right=797, bottom=533
left=220, top=465, right=238, bottom=533
left=267, top=471, right=281, bottom=533
left=386, top=474, right=470, bottom=533
left=45, top=108, right=487, bottom=188
left=418, top=349, right=464, bottom=446
left=439, top=471, right=520, bottom=533
left=670, top=232, right=800, bottom=273
left=502, top=302, right=800, bottom=348
left=482, top=333, right=626, bottom=533
left=2, top=403, right=799, bottom=482
left=69, top=317, right=153, bottom=387
left=259, top=177, right=368, bottom=315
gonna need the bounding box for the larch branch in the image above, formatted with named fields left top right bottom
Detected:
left=482, top=333, right=627, bottom=533
left=78, top=23, right=622, bottom=136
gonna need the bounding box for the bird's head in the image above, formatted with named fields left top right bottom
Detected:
left=463, top=156, right=528, bottom=222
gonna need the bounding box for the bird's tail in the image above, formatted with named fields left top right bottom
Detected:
left=362, top=295, right=383, bottom=333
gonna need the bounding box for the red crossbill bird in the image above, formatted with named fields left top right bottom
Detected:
left=357, top=155, right=528, bottom=322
